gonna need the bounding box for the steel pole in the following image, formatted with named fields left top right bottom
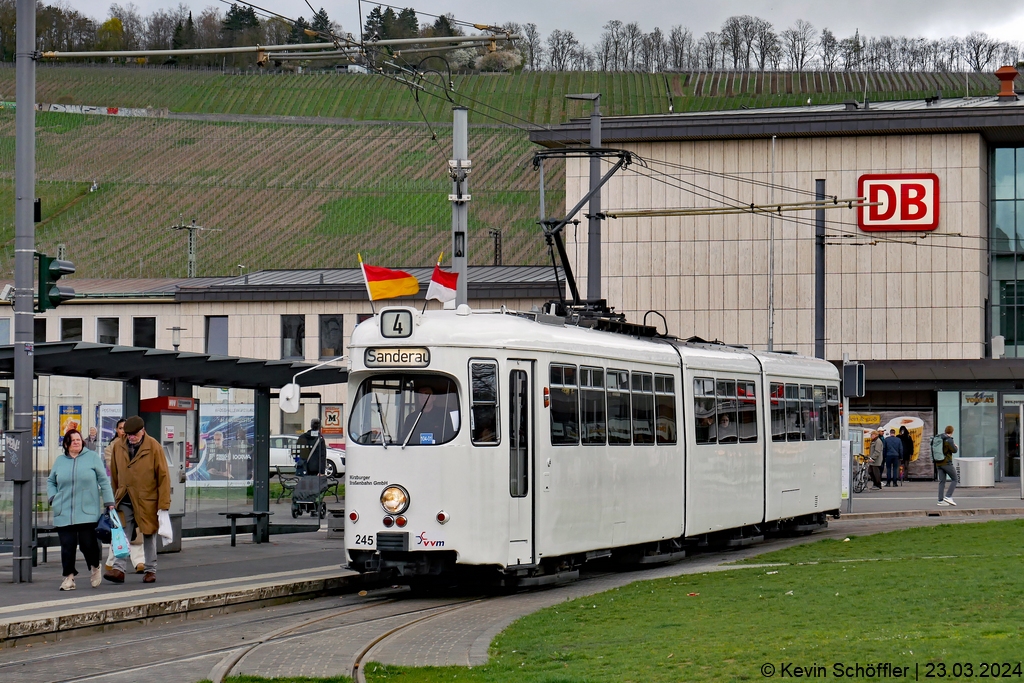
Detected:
left=451, top=107, right=469, bottom=308
left=13, top=0, right=37, bottom=583
left=815, top=179, right=826, bottom=359
left=586, top=98, right=602, bottom=301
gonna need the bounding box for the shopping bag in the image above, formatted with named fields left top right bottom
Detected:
left=109, top=510, right=131, bottom=559
left=157, top=509, right=174, bottom=544
left=95, top=511, right=113, bottom=543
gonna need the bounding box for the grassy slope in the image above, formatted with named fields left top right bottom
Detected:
left=0, top=67, right=1004, bottom=277
left=365, top=520, right=1024, bottom=682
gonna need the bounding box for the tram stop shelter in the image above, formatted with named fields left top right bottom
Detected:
left=0, top=341, right=348, bottom=547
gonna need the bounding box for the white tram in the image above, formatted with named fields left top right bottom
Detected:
left=345, top=305, right=841, bottom=584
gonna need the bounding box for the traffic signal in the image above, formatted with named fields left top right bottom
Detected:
left=35, top=253, right=75, bottom=312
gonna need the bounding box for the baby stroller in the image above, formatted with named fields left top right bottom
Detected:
left=291, top=474, right=331, bottom=519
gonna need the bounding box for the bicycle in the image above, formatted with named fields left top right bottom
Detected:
left=852, top=454, right=869, bottom=493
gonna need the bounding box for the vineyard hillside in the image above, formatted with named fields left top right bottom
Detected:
left=0, top=66, right=1016, bottom=279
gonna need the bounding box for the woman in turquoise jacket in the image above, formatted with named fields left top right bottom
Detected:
left=47, top=429, right=114, bottom=591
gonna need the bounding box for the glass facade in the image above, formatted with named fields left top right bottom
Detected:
left=990, top=147, right=1024, bottom=356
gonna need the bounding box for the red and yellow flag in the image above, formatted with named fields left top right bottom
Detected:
left=358, top=254, right=420, bottom=301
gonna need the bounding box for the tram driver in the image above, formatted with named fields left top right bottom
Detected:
left=403, top=385, right=458, bottom=445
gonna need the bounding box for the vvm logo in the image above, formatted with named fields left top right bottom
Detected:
left=416, top=532, right=445, bottom=547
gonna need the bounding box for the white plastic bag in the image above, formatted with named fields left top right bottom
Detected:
left=157, top=509, right=174, bottom=544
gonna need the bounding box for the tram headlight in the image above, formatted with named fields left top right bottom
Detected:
left=380, top=485, right=410, bottom=515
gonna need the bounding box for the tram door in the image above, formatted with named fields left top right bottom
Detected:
left=507, top=361, right=534, bottom=567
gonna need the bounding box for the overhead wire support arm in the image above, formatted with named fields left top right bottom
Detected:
left=601, top=197, right=881, bottom=219
left=532, top=148, right=633, bottom=307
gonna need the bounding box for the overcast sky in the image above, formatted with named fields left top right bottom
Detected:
left=73, top=0, right=1024, bottom=46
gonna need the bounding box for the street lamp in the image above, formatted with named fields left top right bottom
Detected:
left=167, top=326, right=186, bottom=351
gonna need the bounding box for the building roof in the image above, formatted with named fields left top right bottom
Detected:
left=530, top=94, right=1024, bottom=147
left=0, top=342, right=347, bottom=388
left=7, top=266, right=564, bottom=304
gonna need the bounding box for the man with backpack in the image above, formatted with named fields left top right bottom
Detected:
left=933, top=425, right=959, bottom=506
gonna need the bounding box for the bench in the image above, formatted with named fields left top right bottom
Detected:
left=32, top=525, right=59, bottom=566
left=218, top=511, right=274, bottom=546
left=326, top=508, right=346, bottom=538
left=273, top=466, right=298, bottom=503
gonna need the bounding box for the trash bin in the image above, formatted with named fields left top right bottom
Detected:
left=953, top=457, right=995, bottom=487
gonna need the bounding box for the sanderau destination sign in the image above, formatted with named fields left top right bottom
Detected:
left=365, top=347, right=430, bottom=368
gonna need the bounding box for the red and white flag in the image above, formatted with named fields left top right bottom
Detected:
left=425, top=254, right=458, bottom=303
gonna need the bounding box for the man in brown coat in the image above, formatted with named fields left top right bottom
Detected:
left=104, top=415, right=170, bottom=584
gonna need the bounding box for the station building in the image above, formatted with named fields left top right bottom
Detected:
left=532, top=67, right=1024, bottom=482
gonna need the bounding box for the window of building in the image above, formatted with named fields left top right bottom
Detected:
left=97, top=317, right=119, bottom=345
left=206, top=316, right=228, bottom=355
left=0, top=317, right=10, bottom=345
left=34, top=318, right=47, bottom=343
left=549, top=364, right=579, bottom=445
left=133, top=317, right=156, bottom=348
left=319, top=315, right=344, bottom=359
left=990, top=147, right=1024, bottom=356
left=281, top=315, right=304, bottom=359
left=580, top=367, right=606, bottom=444
left=60, top=318, right=83, bottom=342
left=356, top=313, right=373, bottom=325
left=469, top=360, right=499, bottom=445
left=606, top=369, right=631, bottom=445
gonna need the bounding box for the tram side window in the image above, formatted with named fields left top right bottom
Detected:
left=813, top=385, right=827, bottom=440
left=715, top=380, right=738, bottom=443
left=694, top=378, right=716, bottom=444
left=632, top=372, right=655, bottom=444
left=549, top=364, right=579, bottom=445
left=784, top=383, right=803, bottom=441
left=737, top=381, right=758, bottom=443
left=607, top=369, right=631, bottom=445
left=580, top=367, right=607, bottom=445
left=800, top=385, right=814, bottom=441
left=770, top=383, right=786, bottom=442
left=655, top=374, right=677, bottom=444
left=469, top=361, right=500, bottom=445
left=827, top=386, right=841, bottom=439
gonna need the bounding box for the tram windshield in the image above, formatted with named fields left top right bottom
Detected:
left=349, top=374, right=461, bottom=447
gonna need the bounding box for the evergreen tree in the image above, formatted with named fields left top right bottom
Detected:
left=363, top=7, right=383, bottom=40
left=311, top=8, right=331, bottom=35
left=291, top=16, right=311, bottom=43
left=396, top=8, right=419, bottom=39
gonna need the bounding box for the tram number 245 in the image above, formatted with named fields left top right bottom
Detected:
left=353, top=534, right=374, bottom=546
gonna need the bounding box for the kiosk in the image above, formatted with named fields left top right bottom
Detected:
left=140, top=396, right=199, bottom=551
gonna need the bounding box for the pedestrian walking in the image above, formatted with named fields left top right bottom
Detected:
left=868, top=430, right=884, bottom=489
left=104, top=416, right=170, bottom=585
left=936, top=425, right=959, bottom=506
left=46, top=429, right=114, bottom=591
left=882, top=429, right=904, bottom=487
left=102, top=418, right=145, bottom=574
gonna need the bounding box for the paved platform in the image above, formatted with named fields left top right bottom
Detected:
left=0, top=480, right=1021, bottom=646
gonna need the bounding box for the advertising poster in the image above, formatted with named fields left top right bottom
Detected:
left=186, top=403, right=253, bottom=487
left=321, top=404, right=345, bottom=450
left=97, top=404, right=123, bottom=447
left=59, top=405, right=83, bottom=438
left=33, top=405, right=45, bottom=447
left=849, top=409, right=935, bottom=479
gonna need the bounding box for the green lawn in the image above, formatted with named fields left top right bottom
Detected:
left=358, top=520, right=1023, bottom=682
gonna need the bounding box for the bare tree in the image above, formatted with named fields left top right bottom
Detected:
left=963, top=31, right=999, bottom=71
left=641, top=27, right=668, bottom=72
left=522, top=22, right=544, bottom=71
left=108, top=3, right=144, bottom=50
left=621, top=22, right=644, bottom=70
left=720, top=15, right=746, bottom=69
left=818, top=28, right=838, bottom=70
left=698, top=31, right=720, bottom=69
left=195, top=7, right=222, bottom=50
left=595, top=20, right=625, bottom=70
left=839, top=30, right=863, bottom=71
left=668, top=25, right=695, bottom=70
left=750, top=18, right=777, bottom=71
left=547, top=28, right=579, bottom=71
left=781, top=19, right=817, bottom=70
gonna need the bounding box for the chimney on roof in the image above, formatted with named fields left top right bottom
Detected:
left=995, top=65, right=1019, bottom=101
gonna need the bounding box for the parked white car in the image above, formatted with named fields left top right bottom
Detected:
left=270, top=434, right=345, bottom=477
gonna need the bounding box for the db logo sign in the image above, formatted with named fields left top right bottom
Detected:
left=857, top=173, right=940, bottom=232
